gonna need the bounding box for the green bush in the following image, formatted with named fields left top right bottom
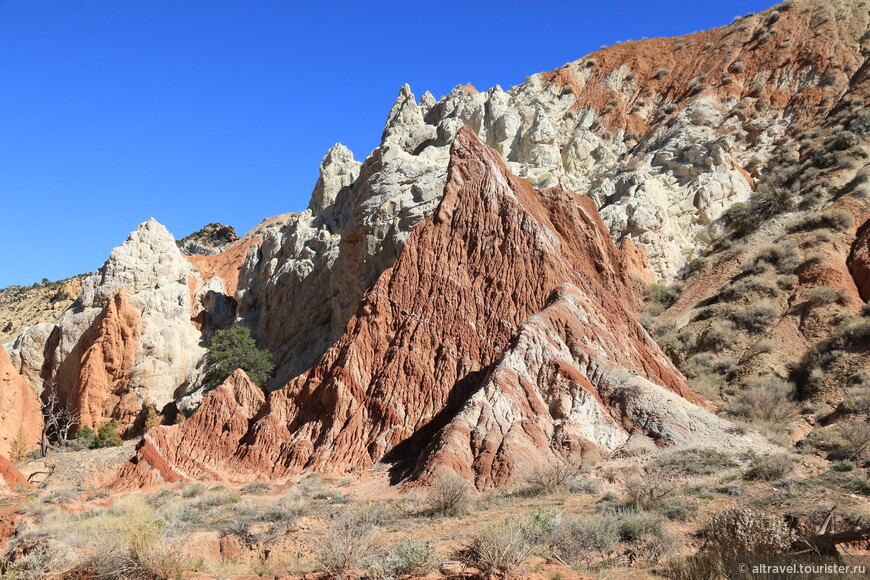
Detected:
left=96, top=420, right=122, bottom=448
left=74, top=426, right=97, bottom=448
left=730, top=303, right=778, bottom=333
left=203, top=326, right=274, bottom=392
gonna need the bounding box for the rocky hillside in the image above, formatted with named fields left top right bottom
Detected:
left=0, top=0, right=865, bottom=486
left=0, top=276, right=84, bottom=343
left=176, top=222, right=239, bottom=256
left=3, top=1, right=870, bottom=577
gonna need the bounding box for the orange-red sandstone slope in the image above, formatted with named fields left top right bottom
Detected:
left=116, top=128, right=720, bottom=488
left=0, top=345, right=41, bottom=460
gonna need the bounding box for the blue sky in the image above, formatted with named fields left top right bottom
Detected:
left=0, top=0, right=777, bottom=287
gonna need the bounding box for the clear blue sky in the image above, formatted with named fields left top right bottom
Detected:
left=0, top=0, right=777, bottom=287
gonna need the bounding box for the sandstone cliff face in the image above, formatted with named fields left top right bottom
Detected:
left=117, top=129, right=765, bottom=489
left=8, top=220, right=205, bottom=431
left=0, top=346, right=42, bottom=459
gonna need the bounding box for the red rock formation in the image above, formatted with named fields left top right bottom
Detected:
left=54, top=289, right=141, bottom=430
left=540, top=0, right=866, bottom=136
left=117, top=127, right=695, bottom=487
left=115, top=369, right=265, bottom=487
left=849, top=217, right=870, bottom=302
left=0, top=453, right=27, bottom=488
left=0, top=345, right=42, bottom=460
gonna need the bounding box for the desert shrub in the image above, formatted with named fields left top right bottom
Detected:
left=73, top=425, right=97, bottom=449
left=707, top=507, right=796, bottom=555
left=366, top=540, right=440, bottom=580
left=812, top=149, right=840, bottom=168
left=424, top=472, right=472, bottom=516
left=316, top=510, right=383, bottom=576
left=655, top=68, right=670, bottom=78
left=730, top=303, right=778, bottom=332
left=808, top=285, right=845, bottom=306
left=725, top=185, right=794, bottom=236
left=645, top=283, right=682, bottom=313
left=789, top=209, right=853, bottom=233
left=825, top=130, right=859, bottom=151
left=667, top=507, right=796, bottom=579
left=700, top=319, right=738, bottom=350
left=568, top=475, right=600, bottom=495
left=849, top=111, right=870, bottom=136
left=195, top=487, right=240, bottom=509
left=521, top=462, right=577, bottom=496
left=744, top=240, right=801, bottom=274
left=460, top=518, right=533, bottom=573
left=729, top=378, right=796, bottom=422
left=683, top=354, right=735, bottom=379
left=240, top=482, right=271, bottom=495
left=835, top=421, right=870, bottom=460
left=654, top=448, right=737, bottom=476
left=4, top=539, right=76, bottom=580
left=547, top=515, right=619, bottom=565
left=831, top=459, right=856, bottom=472
left=802, top=251, right=825, bottom=266
left=257, top=494, right=307, bottom=524
left=181, top=483, right=207, bottom=498
left=841, top=386, right=870, bottom=414
left=719, top=276, right=779, bottom=300
left=90, top=521, right=189, bottom=580
left=202, top=326, right=275, bottom=392
left=95, top=420, right=122, bottom=447
left=743, top=453, right=794, bottom=481
left=623, top=475, right=677, bottom=512
left=716, top=482, right=744, bottom=496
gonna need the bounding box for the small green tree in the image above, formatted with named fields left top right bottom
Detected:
left=75, top=425, right=97, bottom=448
left=203, top=326, right=274, bottom=393
left=95, top=420, right=122, bottom=448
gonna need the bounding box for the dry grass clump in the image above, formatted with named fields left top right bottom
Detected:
left=743, top=453, right=794, bottom=481
left=719, top=275, right=779, bottom=301
left=728, top=377, right=797, bottom=423
left=546, top=515, right=619, bottom=565
left=459, top=518, right=533, bottom=573
left=315, top=510, right=383, bottom=577
left=654, top=448, right=737, bottom=477
left=366, top=539, right=441, bottom=580
left=424, top=472, right=473, bottom=516
left=699, top=319, right=738, bottom=350
left=730, top=302, right=778, bottom=333
left=1, top=538, right=75, bottom=580
left=808, top=285, right=846, bottom=306
left=742, top=239, right=801, bottom=274
left=88, top=522, right=191, bottom=580
left=788, top=209, right=853, bottom=233
left=520, top=462, right=577, bottom=496
left=240, top=481, right=271, bottom=495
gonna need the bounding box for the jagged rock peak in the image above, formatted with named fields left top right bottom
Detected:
left=309, top=143, right=360, bottom=215
left=177, top=222, right=239, bottom=256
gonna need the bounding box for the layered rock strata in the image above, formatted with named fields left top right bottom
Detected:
left=117, top=129, right=762, bottom=489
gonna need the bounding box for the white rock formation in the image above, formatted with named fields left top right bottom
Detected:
left=8, top=219, right=204, bottom=425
